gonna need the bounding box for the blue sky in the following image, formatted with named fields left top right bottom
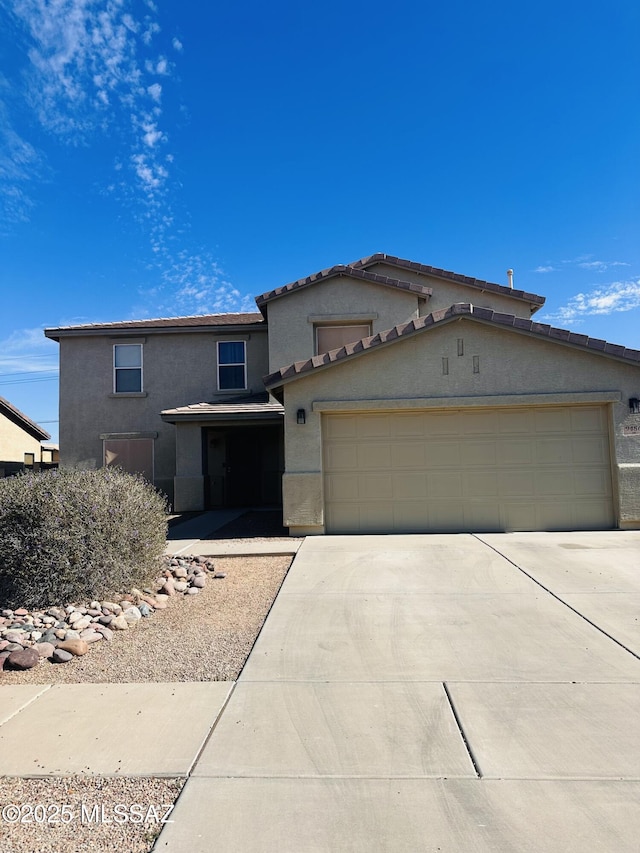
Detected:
left=1, top=0, right=639, bottom=445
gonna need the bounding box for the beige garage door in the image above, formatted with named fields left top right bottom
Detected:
left=323, top=406, right=614, bottom=533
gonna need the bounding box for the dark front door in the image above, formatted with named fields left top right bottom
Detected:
left=225, top=431, right=262, bottom=506
left=205, top=424, right=283, bottom=508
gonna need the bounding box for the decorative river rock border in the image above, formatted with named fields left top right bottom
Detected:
left=0, top=555, right=226, bottom=670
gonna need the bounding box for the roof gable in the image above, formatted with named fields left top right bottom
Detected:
left=255, top=265, right=432, bottom=314
left=0, top=397, right=50, bottom=442
left=350, top=253, right=545, bottom=312
left=264, top=303, right=640, bottom=389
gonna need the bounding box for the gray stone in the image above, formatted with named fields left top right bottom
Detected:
left=186, top=587, right=200, bottom=595
left=51, top=648, right=73, bottom=663
left=64, top=630, right=81, bottom=640
left=173, top=581, right=188, bottom=593
left=138, top=602, right=152, bottom=617
left=111, top=615, right=129, bottom=630
left=192, top=576, right=206, bottom=589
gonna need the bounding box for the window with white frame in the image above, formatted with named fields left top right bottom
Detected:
left=315, top=324, right=371, bottom=355
left=113, top=344, right=142, bottom=393
left=217, top=341, right=246, bottom=390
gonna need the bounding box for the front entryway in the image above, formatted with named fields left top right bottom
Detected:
left=205, top=425, right=283, bottom=508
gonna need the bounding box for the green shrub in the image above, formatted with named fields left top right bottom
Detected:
left=0, top=467, right=168, bottom=610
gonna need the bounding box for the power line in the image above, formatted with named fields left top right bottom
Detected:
left=0, top=368, right=59, bottom=378
left=0, top=376, right=59, bottom=387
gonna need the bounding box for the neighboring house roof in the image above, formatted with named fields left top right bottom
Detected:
left=255, top=265, right=433, bottom=314
left=45, top=313, right=264, bottom=340
left=350, top=253, right=545, bottom=312
left=0, top=396, right=50, bottom=441
left=161, top=393, right=284, bottom=423
left=264, top=302, right=640, bottom=389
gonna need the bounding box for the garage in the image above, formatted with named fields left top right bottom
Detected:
left=323, top=405, right=615, bottom=533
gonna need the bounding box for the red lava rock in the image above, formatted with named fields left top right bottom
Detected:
left=14, top=608, right=28, bottom=617
left=6, top=647, right=40, bottom=670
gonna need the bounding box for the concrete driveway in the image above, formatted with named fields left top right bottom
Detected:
left=157, top=532, right=640, bottom=852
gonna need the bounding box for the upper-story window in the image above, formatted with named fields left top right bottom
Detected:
left=114, top=344, right=143, bottom=393
left=315, top=324, right=371, bottom=355
left=218, top=341, right=246, bottom=390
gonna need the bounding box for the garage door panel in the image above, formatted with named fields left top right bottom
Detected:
left=323, top=406, right=613, bottom=533
left=392, top=443, right=425, bottom=468
left=359, top=474, right=394, bottom=499
left=460, top=441, right=497, bottom=466
left=501, top=440, right=534, bottom=465
left=534, top=408, right=572, bottom=432
left=325, top=444, right=358, bottom=471
left=427, top=471, right=462, bottom=498
left=572, top=437, right=608, bottom=464
left=394, top=472, right=427, bottom=499
left=498, top=410, right=533, bottom=434
left=357, top=444, right=391, bottom=469
left=498, top=471, right=536, bottom=497
left=358, top=415, right=391, bottom=438
left=393, top=413, right=426, bottom=437
left=464, top=471, right=499, bottom=497
left=535, top=439, right=571, bottom=464
left=571, top=406, right=606, bottom=431
left=424, top=441, right=460, bottom=466
left=574, top=469, right=612, bottom=496
left=423, top=412, right=461, bottom=436
left=461, top=410, right=499, bottom=435
left=325, top=473, right=358, bottom=501
left=324, top=415, right=357, bottom=439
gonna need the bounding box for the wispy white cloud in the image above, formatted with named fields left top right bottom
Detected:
left=134, top=252, right=257, bottom=318
left=533, top=265, right=556, bottom=273
left=172, top=37, right=183, bottom=52
left=576, top=260, right=630, bottom=271
left=542, top=279, right=640, bottom=324
left=4, top=0, right=176, bottom=221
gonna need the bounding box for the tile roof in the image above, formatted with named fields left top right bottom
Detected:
left=0, top=396, right=51, bottom=441
left=264, top=303, right=640, bottom=389
left=350, top=253, right=545, bottom=309
left=45, top=313, right=264, bottom=339
left=161, top=393, right=284, bottom=421
left=255, top=265, right=433, bottom=312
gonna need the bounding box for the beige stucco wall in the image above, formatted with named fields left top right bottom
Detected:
left=366, top=261, right=539, bottom=318
left=265, top=275, right=424, bottom=372
left=57, top=327, right=269, bottom=504
left=278, top=318, right=640, bottom=531
left=0, top=415, right=44, bottom=463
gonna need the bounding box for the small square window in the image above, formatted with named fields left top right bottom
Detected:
left=218, top=341, right=246, bottom=390
left=114, top=344, right=143, bottom=393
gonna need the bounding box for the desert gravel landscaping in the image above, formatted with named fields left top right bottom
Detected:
left=0, top=551, right=293, bottom=853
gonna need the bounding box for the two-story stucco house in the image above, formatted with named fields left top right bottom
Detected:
left=45, top=253, right=640, bottom=535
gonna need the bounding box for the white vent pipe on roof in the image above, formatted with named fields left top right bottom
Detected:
left=507, top=269, right=514, bottom=289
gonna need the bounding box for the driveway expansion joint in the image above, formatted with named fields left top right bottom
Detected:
left=442, top=682, right=482, bottom=779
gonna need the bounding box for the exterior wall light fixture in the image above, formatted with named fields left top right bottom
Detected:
left=296, top=409, right=306, bottom=425
left=630, top=398, right=640, bottom=414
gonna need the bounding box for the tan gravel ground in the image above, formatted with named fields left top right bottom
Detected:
left=0, top=776, right=184, bottom=853
left=0, top=554, right=292, bottom=684
left=0, top=553, right=293, bottom=852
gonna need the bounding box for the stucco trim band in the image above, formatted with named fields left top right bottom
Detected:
left=312, top=391, right=622, bottom=413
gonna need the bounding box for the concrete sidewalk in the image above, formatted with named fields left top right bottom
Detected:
left=156, top=531, right=640, bottom=852
left=165, top=509, right=302, bottom=556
